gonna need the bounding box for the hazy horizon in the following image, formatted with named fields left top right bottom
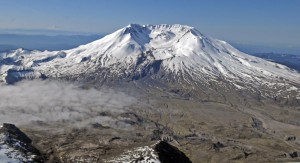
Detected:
left=1, top=0, right=300, bottom=54
left=0, top=28, right=299, bottom=55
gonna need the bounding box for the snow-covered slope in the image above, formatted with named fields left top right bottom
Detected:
left=1, top=24, right=300, bottom=100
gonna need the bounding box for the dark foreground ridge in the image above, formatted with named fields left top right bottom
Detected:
left=105, top=140, right=193, bottom=162
left=0, top=123, right=44, bottom=162
left=155, top=141, right=192, bottom=163
left=0, top=123, right=193, bottom=163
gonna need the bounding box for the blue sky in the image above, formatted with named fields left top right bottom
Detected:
left=0, top=0, right=300, bottom=52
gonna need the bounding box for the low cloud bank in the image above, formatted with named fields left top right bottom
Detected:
left=0, top=80, right=137, bottom=128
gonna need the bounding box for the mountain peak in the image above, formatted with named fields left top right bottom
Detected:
left=146, top=24, right=194, bottom=31
left=118, top=23, right=204, bottom=47
left=126, top=23, right=144, bottom=28
left=1, top=24, right=300, bottom=101
left=123, top=24, right=199, bottom=37
left=126, top=23, right=194, bottom=30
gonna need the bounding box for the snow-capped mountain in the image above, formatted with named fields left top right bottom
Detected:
left=1, top=24, right=299, bottom=101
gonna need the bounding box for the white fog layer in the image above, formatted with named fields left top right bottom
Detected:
left=0, top=80, right=137, bottom=128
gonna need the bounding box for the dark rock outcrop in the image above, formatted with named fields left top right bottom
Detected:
left=154, top=141, right=192, bottom=163
left=0, top=123, right=44, bottom=162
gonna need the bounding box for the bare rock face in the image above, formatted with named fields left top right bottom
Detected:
left=285, top=135, right=297, bottom=141
left=0, top=123, right=44, bottom=162
left=105, top=141, right=192, bottom=163
left=154, top=141, right=192, bottom=163
left=289, top=151, right=299, bottom=158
